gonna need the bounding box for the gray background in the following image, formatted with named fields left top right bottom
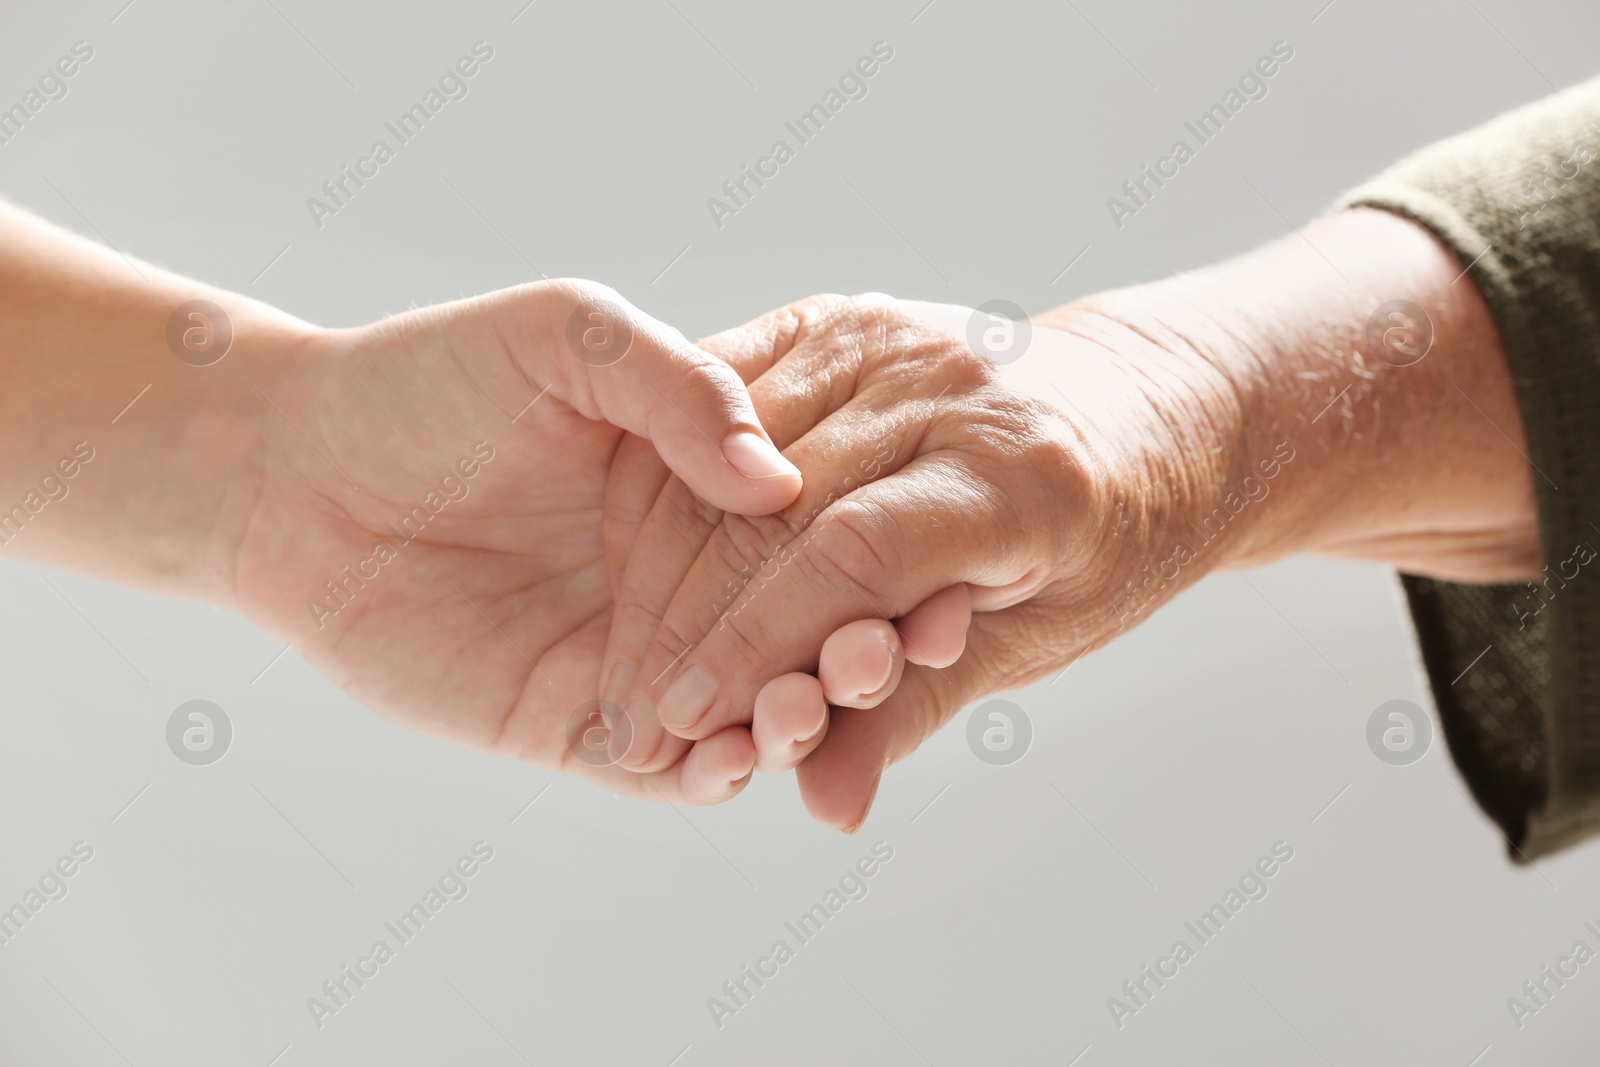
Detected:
left=1, top=0, right=1596, bottom=1063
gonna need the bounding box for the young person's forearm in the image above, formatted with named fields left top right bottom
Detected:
left=0, top=201, right=322, bottom=599
left=1042, top=207, right=1539, bottom=584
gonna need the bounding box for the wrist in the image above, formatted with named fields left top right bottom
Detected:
left=1079, top=288, right=1309, bottom=576
left=1067, top=208, right=1538, bottom=584
left=94, top=303, right=328, bottom=607
left=193, top=312, right=335, bottom=608
left=996, top=303, right=1248, bottom=637
left=0, top=200, right=339, bottom=606
left=1029, top=296, right=1262, bottom=570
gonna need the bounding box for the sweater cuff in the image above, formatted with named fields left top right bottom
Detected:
left=1331, top=78, right=1600, bottom=860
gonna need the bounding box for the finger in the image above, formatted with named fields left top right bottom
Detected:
left=488, top=280, right=803, bottom=516
left=647, top=587, right=957, bottom=787
left=559, top=722, right=756, bottom=806
left=602, top=432, right=672, bottom=601
left=623, top=396, right=930, bottom=742
left=798, top=614, right=1006, bottom=832
left=601, top=311, right=811, bottom=604
left=600, top=415, right=739, bottom=774
left=600, top=450, right=726, bottom=772
left=751, top=672, right=828, bottom=774
left=603, top=293, right=894, bottom=703
left=602, top=509, right=710, bottom=772
left=818, top=619, right=904, bottom=709
left=600, top=306, right=880, bottom=767
left=809, top=588, right=969, bottom=715
left=649, top=451, right=1064, bottom=741
left=676, top=725, right=758, bottom=804
left=621, top=299, right=1029, bottom=742
left=897, top=582, right=971, bottom=668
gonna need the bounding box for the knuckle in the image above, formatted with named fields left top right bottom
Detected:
left=848, top=294, right=907, bottom=342
left=704, top=602, right=768, bottom=674
left=811, top=293, right=891, bottom=338
left=611, top=595, right=667, bottom=639
left=804, top=498, right=903, bottom=607
left=911, top=358, right=992, bottom=408
left=652, top=616, right=704, bottom=673
left=551, top=277, right=625, bottom=312
left=998, top=398, right=1090, bottom=558
left=937, top=389, right=1088, bottom=564
left=801, top=293, right=852, bottom=315
left=1016, top=399, right=1100, bottom=552
left=717, top=511, right=800, bottom=586
left=672, top=354, right=740, bottom=401
left=1004, top=397, right=1079, bottom=478
left=846, top=291, right=899, bottom=316
left=884, top=315, right=998, bottom=397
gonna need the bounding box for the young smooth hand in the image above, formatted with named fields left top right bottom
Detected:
left=222, top=281, right=804, bottom=803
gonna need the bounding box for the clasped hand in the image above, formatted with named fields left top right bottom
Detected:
left=234, top=281, right=1231, bottom=832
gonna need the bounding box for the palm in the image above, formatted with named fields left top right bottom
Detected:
left=231, top=312, right=618, bottom=776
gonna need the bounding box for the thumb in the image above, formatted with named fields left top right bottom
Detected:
left=797, top=607, right=1047, bottom=833
left=503, top=280, right=802, bottom=515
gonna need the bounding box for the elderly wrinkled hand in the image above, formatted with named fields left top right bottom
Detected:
left=600, top=291, right=1246, bottom=829
left=603, top=209, right=1542, bottom=831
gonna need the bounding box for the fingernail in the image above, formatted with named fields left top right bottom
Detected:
left=658, top=663, right=719, bottom=731
left=601, top=661, right=636, bottom=708
left=844, top=643, right=897, bottom=705
left=795, top=714, right=827, bottom=745
left=841, top=772, right=883, bottom=835
left=626, top=692, right=653, bottom=744
left=722, top=430, right=800, bottom=481
left=727, top=751, right=757, bottom=790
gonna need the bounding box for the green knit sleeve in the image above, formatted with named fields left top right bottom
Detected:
left=1334, top=77, right=1600, bottom=861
